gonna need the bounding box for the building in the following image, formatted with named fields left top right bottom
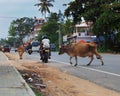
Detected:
left=63, top=21, right=96, bottom=44
left=23, top=17, right=45, bottom=42
left=33, top=17, right=45, bottom=37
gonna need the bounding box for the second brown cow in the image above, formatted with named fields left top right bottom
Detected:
left=59, top=42, right=104, bottom=66
left=17, top=45, right=25, bottom=59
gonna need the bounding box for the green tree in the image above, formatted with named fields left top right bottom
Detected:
left=38, top=11, right=75, bottom=47
left=38, top=21, right=58, bottom=44
left=34, top=0, right=54, bottom=18
left=37, top=12, right=59, bottom=48
left=60, top=19, right=74, bottom=36
left=64, top=0, right=120, bottom=50
left=9, top=17, right=34, bottom=37
left=8, top=17, right=34, bottom=46
left=48, top=12, right=59, bottom=21
left=64, top=0, right=85, bottom=24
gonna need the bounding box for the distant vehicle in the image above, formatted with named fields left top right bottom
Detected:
left=2, top=45, right=11, bottom=52
left=50, top=43, right=56, bottom=51
left=75, top=36, right=97, bottom=43
left=0, top=45, right=2, bottom=51
left=31, top=41, right=40, bottom=52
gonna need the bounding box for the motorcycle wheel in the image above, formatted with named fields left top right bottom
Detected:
left=28, top=50, right=32, bottom=55
left=42, top=53, right=48, bottom=63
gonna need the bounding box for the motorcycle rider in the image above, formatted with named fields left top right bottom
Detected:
left=26, top=42, right=32, bottom=54
left=42, top=35, right=50, bottom=48
left=40, top=35, right=51, bottom=60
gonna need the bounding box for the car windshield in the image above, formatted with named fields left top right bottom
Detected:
left=4, top=45, right=10, bottom=48
left=32, top=42, right=39, bottom=46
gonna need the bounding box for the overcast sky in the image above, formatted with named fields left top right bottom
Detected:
left=0, top=0, right=71, bottom=39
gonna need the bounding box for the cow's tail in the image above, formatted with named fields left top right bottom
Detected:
left=89, top=43, right=102, bottom=58
left=89, top=43, right=104, bottom=65
left=88, top=43, right=97, bottom=51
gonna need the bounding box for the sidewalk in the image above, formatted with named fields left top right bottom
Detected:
left=0, top=52, right=35, bottom=96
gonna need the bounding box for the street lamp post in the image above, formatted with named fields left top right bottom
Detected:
left=58, top=9, right=65, bottom=48
left=13, top=24, right=19, bottom=48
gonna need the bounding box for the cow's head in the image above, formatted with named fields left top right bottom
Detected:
left=58, top=45, right=66, bottom=55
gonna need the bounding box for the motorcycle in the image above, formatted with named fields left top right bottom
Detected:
left=28, top=48, right=32, bottom=55
left=26, top=43, right=32, bottom=55
left=41, top=48, right=50, bottom=63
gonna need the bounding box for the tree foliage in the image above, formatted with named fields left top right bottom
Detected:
left=8, top=17, right=34, bottom=46
left=9, top=17, right=34, bottom=37
left=38, top=12, right=74, bottom=47
left=34, top=0, right=54, bottom=18
left=64, top=0, right=120, bottom=49
left=38, top=12, right=59, bottom=45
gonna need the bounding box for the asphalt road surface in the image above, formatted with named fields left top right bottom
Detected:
left=25, top=52, right=120, bottom=92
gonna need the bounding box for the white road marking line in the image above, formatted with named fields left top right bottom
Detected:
left=79, top=66, right=120, bottom=77
left=51, top=59, right=120, bottom=77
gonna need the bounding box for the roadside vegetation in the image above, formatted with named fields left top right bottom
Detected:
left=0, top=0, right=120, bottom=53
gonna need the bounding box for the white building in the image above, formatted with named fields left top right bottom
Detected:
left=23, top=17, right=45, bottom=43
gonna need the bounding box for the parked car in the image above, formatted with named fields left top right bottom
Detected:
left=2, top=45, right=11, bottom=52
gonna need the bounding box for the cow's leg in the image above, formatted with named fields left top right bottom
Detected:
left=74, top=56, right=78, bottom=66
left=87, top=56, right=94, bottom=66
left=95, top=53, right=104, bottom=65
left=70, top=56, right=72, bottom=65
left=19, top=51, right=24, bottom=59
left=99, top=57, right=104, bottom=65
left=20, top=52, right=23, bottom=59
left=94, top=50, right=104, bottom=65
left=18, top=51, right=22, bottom=59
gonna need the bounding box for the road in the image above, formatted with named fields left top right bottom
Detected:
left=25, top=52, right=120, bottom=92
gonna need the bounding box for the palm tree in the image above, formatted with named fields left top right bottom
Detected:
left=34, top=0, right=54, bottom=19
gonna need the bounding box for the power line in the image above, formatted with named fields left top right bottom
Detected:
left=0, top=16, right=19, bottom=19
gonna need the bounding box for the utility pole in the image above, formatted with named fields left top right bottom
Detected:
left=58, top=24, right=62, bottom=48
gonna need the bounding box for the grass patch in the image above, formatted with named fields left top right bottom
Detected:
left=31, top=87, right=42, bottom=96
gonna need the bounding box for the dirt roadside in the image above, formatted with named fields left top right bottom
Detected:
left=5, top=52, right=120, bottom=96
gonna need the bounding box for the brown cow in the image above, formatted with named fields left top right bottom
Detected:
left=59, top=43, right=104, bottom=66
left=17, top=45, right=25, bottom=59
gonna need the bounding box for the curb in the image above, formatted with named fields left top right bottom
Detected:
left=0, top=52, right=36, bottom=96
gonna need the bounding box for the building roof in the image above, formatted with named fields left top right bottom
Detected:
left=75, top=22, right=89, bottom=28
